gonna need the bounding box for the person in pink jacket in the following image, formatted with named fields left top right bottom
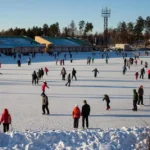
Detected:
left=44, top=67, right=49, bottom=75
left=41, top=81, right=49, bottom=94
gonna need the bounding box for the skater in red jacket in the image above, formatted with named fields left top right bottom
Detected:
left=135, top=72, right=139, bottom=80
left=41, top=81, right=49, bottom=94
left=0, top=109, right=11, bottom=133
left=44, top=67, right=49, bottom=75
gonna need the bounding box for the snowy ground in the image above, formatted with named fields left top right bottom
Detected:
left=0, top=51, right=150, bottom=149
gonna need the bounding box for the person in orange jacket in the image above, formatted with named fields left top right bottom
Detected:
left=0, top=109, right=11, bottom=133
left=72, top=104, right=81, bottom=129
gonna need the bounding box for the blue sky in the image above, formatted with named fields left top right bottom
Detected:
left=0, top=0, right=150, bottom=33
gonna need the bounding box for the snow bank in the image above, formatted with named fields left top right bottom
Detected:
left=0, top=127, right=149, bottom=150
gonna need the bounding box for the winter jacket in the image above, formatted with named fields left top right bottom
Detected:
left=42, top=96, right=49, bottom=105
left=92, top=69, right=99, bottom=73
left=67, top=74, right=71, bottom=81
left=41, top=69, right=44, bottom=76
left=45, top=67, right=49, bottom=72
left=82, top=104, right=90, bottom=117
left=72, top=70, right=76, bottom=75
left=61, top=69, right=66, bottom=75
left=41, top=83, right=49, bottom=91
left=32, top=72, right=37, bottom=79
left=148, top=70, right=150, bottom=75
left=135, top=72, right=139, bottom=76
left=138, top=88, right=144, bottom=96
left=0, top=109, right=11, bottom=124
left=133, top=91, right=138, bottom=101
left=72, top=107, right=81, bottom=119
left=141, top=68, right=145, bottom=74
left=103, top=95, right=110, bottom=103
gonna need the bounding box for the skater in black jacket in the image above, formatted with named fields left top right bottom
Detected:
left=81, top=100, right=90, bottom=129
left=103, top=94, right=110, bottom=110
left=132, top=89, right=138, bottom=111
left=32, top=71, right=37, bottom=85
left=65, top=73, right=71, bottom=86
left=72, top=68, right=77, bottom=80
left=140, top=68, right=145, bottom=79
left=92, top=68, right=99, bottom=77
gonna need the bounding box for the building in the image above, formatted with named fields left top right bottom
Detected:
left=115, top=44, right=132, bottom=50
left=0, top=36, right=45, bottom=54
left=35, top=36, right=94, bottom=52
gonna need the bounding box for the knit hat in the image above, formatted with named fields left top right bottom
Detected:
left=75, top=104, right=78, bottom=107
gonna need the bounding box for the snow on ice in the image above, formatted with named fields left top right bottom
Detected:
left=0, top=51, right=150, bottom=149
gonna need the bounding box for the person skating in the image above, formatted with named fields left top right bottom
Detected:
left=17, top=59, right=21, bottom=67
left=92, top=68, right=99, bottom=78
left=145, top=61, right=148, bottom=68
left=38, top=69, right=41, bottom=80
left=124, top=58, right=127, bottom=66
left=141, top=60, right=143, bottom=65
left=40, top=68, right=44, bottom=79
left=122, top=65, right=127, bottom=75
left=72, top=68, right=77, bottom=80
left=61, top=67, right=67, bottom=80
left=140, top=68, right=145, bottom=79
left=44, top=67, right=49, bottom=75
left=66, top=73, right=71, bottom=86
left=81, top=100, right=90, bottom=129
left=105, top=57, right=108, bottom=64
left=132, top=89, right=138, bottom=111
left=56, top=58, right=58, bottom=65
left=32, top=71, right=37, bottom=85
left=72, top=104, right=81, bottom=129
left=36, top=71, right=39, bottom=84
left=27, top=57, right=31, bottom=65
left=41, top=93, right=49, bottom=115
left=135, top=72, right=139, bottom=80
left=0, top=109, right=11, bottom=133
left=148, top=69, right=150, bottom=79
left=137, top=85, right=144, bottom=105
left=103, top=94, right=110, bottom=110
left=92, top=57, right=94, bottom=63
left=41, top=81, right=49, bottom=94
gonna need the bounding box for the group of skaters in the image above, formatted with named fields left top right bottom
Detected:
left=122, top=57, right=150, bottom=80
left=32, top=67, right=49, bottom=85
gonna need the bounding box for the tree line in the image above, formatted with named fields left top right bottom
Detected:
left=0, top=16, right=150, bottom=46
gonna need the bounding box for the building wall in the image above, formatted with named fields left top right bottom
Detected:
left=115, top=44, right=132, bottom=50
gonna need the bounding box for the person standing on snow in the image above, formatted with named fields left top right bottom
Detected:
left=41, top=93, right=49, bottom=115
left=72, top=68, right=77, bottom=80
left=17, top=59, right=21, bottom=67
left=61, top=67, right=67, bottom=80
left=92, top=68, right=99, bottom=78
left=140, top=68, right=145, bottom=79
left=132, top=89, right=138, bottom=111
left=65, top=73, right=71, bottom=86
left=122, top=65, right=127, bottom=75
left=103, top=94, right=110, bottom=110
left=41, top=81, right=49, bottom=94
left=27, top=57, right=31, bottom=65
left=44, top=67, right=49, bottom=75
left=135, top=71, right=139, bottom=80
left=137, top=85, right=144, bottom=106
left=32, top=71, right=37, bottom=85
left=124, top=58, right=127, bottom=66
left=72, top=104, right=81, bottom=129
left=81, top=100, right=90, bottom=129
left=40, top=68, right=44, bottom=79
left=0, top=109, right=11, bottom=133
